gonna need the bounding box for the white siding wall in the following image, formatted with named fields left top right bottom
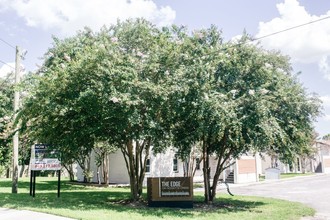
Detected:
left=236, top=173, right=257, bottom=183
left=109, top=150, right=130, bottom=184
left=76, top=149, right=261, bottom=185
left=77, top=148, right=183, bottom=184
left=322, top=156, right=330, bottom=173
left=235, top=155, right=258, bottom=184
left=76, top=150, right=129, bottom=184
left=76, top=166, right=84, bottom=182
left=143, top=149, right=186, bottom=185
left=193, top=167, right=204, bottom=182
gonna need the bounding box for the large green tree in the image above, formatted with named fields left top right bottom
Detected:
left=19, top=19, right=179, bottom=200
left=169, top=30, right=321, bottom=204
left=0, top=75, right=14, bottom=176
left=1, top=74, right=32, bottom=178
left=19, top=20, right=321, bottom=204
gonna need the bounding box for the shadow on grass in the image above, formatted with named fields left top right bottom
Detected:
left=0, top=178, right=266, bottom=219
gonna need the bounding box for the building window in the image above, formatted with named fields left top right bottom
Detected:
left=146, top=158, right=150, bottom=173
left=173, top=155, right=178, bottom=172
left=196, top=158, right=201, bottom=170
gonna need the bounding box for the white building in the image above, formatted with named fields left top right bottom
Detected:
left=76, top=148, right=260, bottom=185
left=313, top=140, right=330, bottom=173
left=258, top=140, right=330, bottom=175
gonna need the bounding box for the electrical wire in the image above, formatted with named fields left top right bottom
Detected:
left=0, top=37, right=16, bottom=70
left=252, top=15, right=330, bottom=41
left=0, top=37, right=16, bottom=50
left=0, top=59, right=15, bottom=69
left=0, top=13, right=329, bottom=71
left=213, top=15, right=330, bottom=55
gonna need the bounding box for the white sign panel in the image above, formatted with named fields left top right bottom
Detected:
left=30, top=144, right=61, bottom=171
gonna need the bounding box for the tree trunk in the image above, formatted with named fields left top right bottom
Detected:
left=122, top=140, right=139, bottom=201
left=193, top=156, right=203, bottom=177
left=301, top=157, right=306, bottom=174
left=6, top=167, right=10, bottom=178
left=138, top=140, right=150, bottom=196
left=76, top=153, right=90, bottom=182
left=68, top=164, right=75, bottom=181
left=81, top=156, right=91, bottom=183
left=183, top=146, right=199, bottom=177
left=63, top=163, right=75, bottom=182
left=183, top=160, right=188, bottom=177
left=19, top=164, right=25, bottom=177
left=202, top=132, right=231, bottom=204
left=97, top=166, right=101, bottom=185
left=102, top=153, right=109, bottom=184
left=210, top=157, right=224, bottom=202
left=122, top=138, right=151, bottom=201
left=202, top=140, right=212, bottom=204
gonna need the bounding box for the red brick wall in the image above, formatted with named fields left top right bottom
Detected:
left=324, top=158, right=330, bottom=168
left=238, top=159, right=256, bottom=174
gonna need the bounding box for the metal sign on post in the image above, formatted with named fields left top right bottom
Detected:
left=29, top=144, right=62, bottom=198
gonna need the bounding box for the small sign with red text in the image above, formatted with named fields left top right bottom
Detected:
left=30, top=144, right=61, bottom=171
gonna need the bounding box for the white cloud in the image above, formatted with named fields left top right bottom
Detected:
left=256, top=0, right=330, bottom=79
left=0, top=0, right=9, bottom=12
left=0, top=0, right=176, bottom=36
left=0, top=62, right=26, bottom=79
left=324, top=114, right=330, bottom=122
left=320, top=96, right=330, bottom=124
left=319, top=55, right=330, bottom=80
left=0, top=62, right=15, bottom=79
left=320, top=95, right=330, bottom=107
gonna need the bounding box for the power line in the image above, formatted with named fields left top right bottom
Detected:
left=1, top=15, right=328, bottom=71
left=0, top=37, right=16, bottom=50
left=216, top=15, right=330, bottom=54
left=0, top=59, right=15, bottom=69
left=0, top=37, right=16, bottom=70
left=252, top=15, right=330, bottom=41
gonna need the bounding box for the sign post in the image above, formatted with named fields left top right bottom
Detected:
left=29, top=144, right=62, bottom=197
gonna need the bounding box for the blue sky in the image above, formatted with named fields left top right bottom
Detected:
left=0, top=0, right=330, bottom=137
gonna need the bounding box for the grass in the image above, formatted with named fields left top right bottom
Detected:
left=280, top=172, right=313, bottom=179
left=0, top=177, right=315, bottom=220
left=259, top=172, right=314, bottom=181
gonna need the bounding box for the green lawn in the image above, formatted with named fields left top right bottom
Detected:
left=280, top=172, right=313, bottom=179
left=0, top=177, right=315, bottom=220
left=259, top=172, right=314, bottom=181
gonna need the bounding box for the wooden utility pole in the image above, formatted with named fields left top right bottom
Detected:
left=12, top=46, right=20, bottom=194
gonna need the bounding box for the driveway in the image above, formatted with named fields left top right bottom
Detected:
left=227, top=174, right=330, bottom=220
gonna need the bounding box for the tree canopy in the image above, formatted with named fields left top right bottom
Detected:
left=0, top=76, right=14, bottom=171
left=18, top=19, right=321, bottom=203
left=168, top=31, right=321, bottom=203
left=19, top=19, right=181, bottom=200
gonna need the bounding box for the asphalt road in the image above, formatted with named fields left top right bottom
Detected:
left=228, top=174, right=330, bottom=220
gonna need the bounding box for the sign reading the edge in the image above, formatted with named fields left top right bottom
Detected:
left=147, top=177, right=193, bottom=208
left=30, top=144, right=61, bottom=171
left=160, top=177, right=191, bottom=197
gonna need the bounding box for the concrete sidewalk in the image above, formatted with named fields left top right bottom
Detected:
left=0, top=208, right=74, bottom=220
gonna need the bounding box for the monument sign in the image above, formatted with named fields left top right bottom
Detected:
left=147, top=177, right=193, bottom=208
